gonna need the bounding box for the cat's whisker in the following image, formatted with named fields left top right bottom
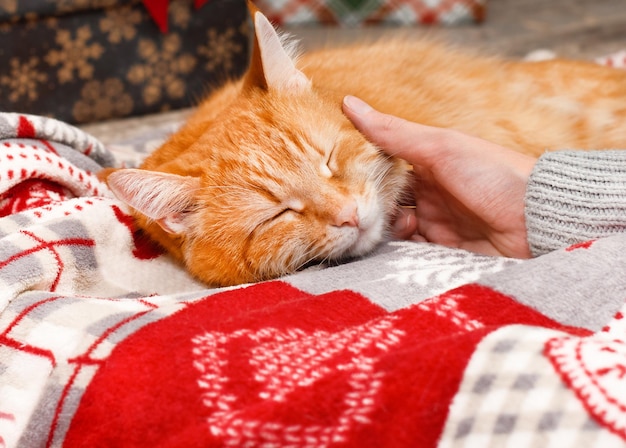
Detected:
left=294, top=251, right=325, bottom=274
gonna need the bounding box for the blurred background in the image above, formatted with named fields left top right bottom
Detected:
left=295, top=0, right=626, bottom=58
left=1, top=0, right=625, bottom=154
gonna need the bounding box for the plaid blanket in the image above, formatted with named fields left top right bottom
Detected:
left=0, top=107, right=625, bottom=447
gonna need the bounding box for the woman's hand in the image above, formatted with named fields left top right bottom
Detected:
left=343, top=95, right=537, bottom=258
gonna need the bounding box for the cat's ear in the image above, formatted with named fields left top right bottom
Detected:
left=244, top=7, right=311, bottom=92
left=107, top=169, right=200, bottom=235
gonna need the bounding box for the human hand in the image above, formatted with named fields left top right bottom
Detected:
left=342, top=95, right=537, bottom=258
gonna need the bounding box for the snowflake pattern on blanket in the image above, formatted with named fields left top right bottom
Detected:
left=0, top=109, right=625, bottom=448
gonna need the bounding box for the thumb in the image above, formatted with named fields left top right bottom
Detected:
left=342, top=95, right=437, bottom=166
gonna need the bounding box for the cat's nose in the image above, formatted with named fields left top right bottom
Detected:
left=333, top=201, right=359, bottom=228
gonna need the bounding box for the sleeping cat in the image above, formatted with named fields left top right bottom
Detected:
left=105, top=4, right=626, bottom=287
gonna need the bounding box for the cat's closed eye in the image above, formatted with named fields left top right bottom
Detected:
left=273, top=208, right=298, bottom=221
left=285, top=199, right=305, bottom=212
left=323, top=146, right=338, bottom=176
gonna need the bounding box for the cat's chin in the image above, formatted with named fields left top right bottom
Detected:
left=341, top=214, right=386, bottom=259
left=352, top=226, right=384, bottom=256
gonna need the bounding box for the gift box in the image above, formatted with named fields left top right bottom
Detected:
left=255, top=0, right=486, bottom=26
left=0, top=0, right=250, bottom=124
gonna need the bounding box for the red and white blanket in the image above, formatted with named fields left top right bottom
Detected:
left=2, top=54, right=626, bottom=447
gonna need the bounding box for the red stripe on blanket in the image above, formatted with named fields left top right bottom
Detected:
left=17, top=115, right=36, bottom=138
left=39, top=139, right=59, bottom=155
left=0, top=180, right=70, bottom=217
left=47, top=308, right=155, bottom=448
left=111, top=205, right=164, bottom=259
left=0, top=296, right=63, bottom=367
left=13, top=230, right=95, bottom=291
left=64, top=282, right=588, bottom=448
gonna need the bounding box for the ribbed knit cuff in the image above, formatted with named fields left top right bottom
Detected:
left=525, top=150, right=626, bottom=256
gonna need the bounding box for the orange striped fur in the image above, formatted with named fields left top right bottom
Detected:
left=105, top=8, right=626, bottom=286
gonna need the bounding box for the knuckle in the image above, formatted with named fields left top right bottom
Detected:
left=380, top=114, right=401, bottom=134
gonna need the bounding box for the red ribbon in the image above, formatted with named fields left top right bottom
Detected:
left=142, top=0, right=209, bottom=33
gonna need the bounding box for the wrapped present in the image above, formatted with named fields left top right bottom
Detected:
left=0, top=0, right=250, bottom=124
left=255, top=0, right=486, bottom=26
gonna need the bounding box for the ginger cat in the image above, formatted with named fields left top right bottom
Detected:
left=105, top=5, right=626, bottom=287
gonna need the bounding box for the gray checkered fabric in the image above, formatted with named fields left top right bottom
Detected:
left=439, top=325, right=625, bottom=447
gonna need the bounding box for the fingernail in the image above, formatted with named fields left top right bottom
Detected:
left=343, top=95, right=373, bottom=115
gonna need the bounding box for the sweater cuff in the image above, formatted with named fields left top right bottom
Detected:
left=525, top=150, right=626, bottom=256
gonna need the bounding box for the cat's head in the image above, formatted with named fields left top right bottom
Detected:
left=106, top=8, right=408, bottom=286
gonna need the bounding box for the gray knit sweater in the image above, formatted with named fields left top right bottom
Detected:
left=525, top=150, right=626, bottom=256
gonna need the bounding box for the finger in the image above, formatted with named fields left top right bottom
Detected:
left=409, top=234, right=428, bottom=243
left=342, top=96, right=439, bottom=166
left=392, top=207, right=418, bottom=239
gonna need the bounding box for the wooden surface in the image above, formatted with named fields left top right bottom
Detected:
left=83, top=0, right=626, bottom=143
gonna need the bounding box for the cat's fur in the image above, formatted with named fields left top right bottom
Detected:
left=105, top=4, right=626, bottom=287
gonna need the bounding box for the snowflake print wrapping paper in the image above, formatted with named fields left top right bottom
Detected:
left=0, top=0, right=250, bottom=124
